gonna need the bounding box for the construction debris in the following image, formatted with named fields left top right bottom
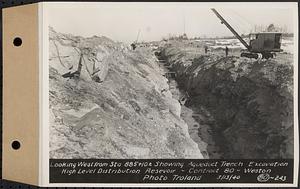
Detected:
left=49, top=27, right=204, bottom=159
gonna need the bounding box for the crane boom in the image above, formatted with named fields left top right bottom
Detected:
left=211, top=8, right=251, bottom=51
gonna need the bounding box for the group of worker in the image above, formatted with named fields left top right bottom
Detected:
left=204, top=45, right=229, bottom=57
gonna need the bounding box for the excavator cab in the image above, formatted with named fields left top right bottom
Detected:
left=211, top=8, right=283, bottom=59
left=249, top=32, right=283, bottom=53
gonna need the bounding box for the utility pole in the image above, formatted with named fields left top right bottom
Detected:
left=136, top=29, right=141, bottom=43
left=183, top=13, right=186, bottom=35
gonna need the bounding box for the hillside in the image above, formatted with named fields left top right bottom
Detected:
left=49, top=28, right=204, bottom=159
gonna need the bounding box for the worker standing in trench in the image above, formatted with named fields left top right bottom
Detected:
left=225, top=46, right=229, bottom=57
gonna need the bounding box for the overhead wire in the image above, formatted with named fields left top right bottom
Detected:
left=223, top=10, right=250, bottom=35
left=231, top=10, right=255, bottom=27
left=232, top=10, right=256, bottom=33
left=219, top=9, right=246, bottom=36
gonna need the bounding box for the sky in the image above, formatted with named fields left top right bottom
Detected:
left=46, top=2, right=297, bottom=43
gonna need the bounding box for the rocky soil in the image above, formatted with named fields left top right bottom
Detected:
left=160, top=40, right=294, bottom=159
left=49, top=28, right=204, bottom=159
left=49, top=27, right=294, bottom=159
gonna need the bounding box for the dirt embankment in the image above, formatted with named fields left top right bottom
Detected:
left=160, top=41, right=294, bottom=159
left=49, top=28, right=204, bottom=159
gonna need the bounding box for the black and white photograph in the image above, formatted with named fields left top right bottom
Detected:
left=45, top=2, right=298, bottom=186
left=49, top=2, right=296, bottom=160
left=1, top=1, right=298, bottom=187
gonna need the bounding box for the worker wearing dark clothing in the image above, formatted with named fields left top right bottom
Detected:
left=131, top=43, right=136, bottom=50
left=225, top=46, right=229, bottom=57
left=204, top=46, right=208, bottom=54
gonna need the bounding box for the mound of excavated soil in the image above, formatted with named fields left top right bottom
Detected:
left=49, top=28, right=204, bottom=159
left=161, top=41, right=294, bottom=159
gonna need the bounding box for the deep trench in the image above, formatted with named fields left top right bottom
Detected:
left=155, top=51, right=225, bottom=159
left=154, top=47, right=293, bottom=159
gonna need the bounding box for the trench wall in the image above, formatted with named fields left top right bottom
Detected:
left=161, top=45, right=294, bottom=159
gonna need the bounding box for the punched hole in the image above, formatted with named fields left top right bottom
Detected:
left=11, top=140, right=21, bottom=150
left=13, top=37, right=22, bottom=47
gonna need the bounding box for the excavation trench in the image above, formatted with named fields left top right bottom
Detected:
left=49, top=25, right=292, bottom=159
left=156, top=44, right=293, bottom=159
left=155, top=52, right=223, bottom=159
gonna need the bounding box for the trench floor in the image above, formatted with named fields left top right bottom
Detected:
left=156, top=54, right=223, bottom=159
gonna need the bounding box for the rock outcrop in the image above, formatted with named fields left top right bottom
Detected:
left=161, top=41, right=294, bottom=159
left=49, top=28, right=203, bottom=159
